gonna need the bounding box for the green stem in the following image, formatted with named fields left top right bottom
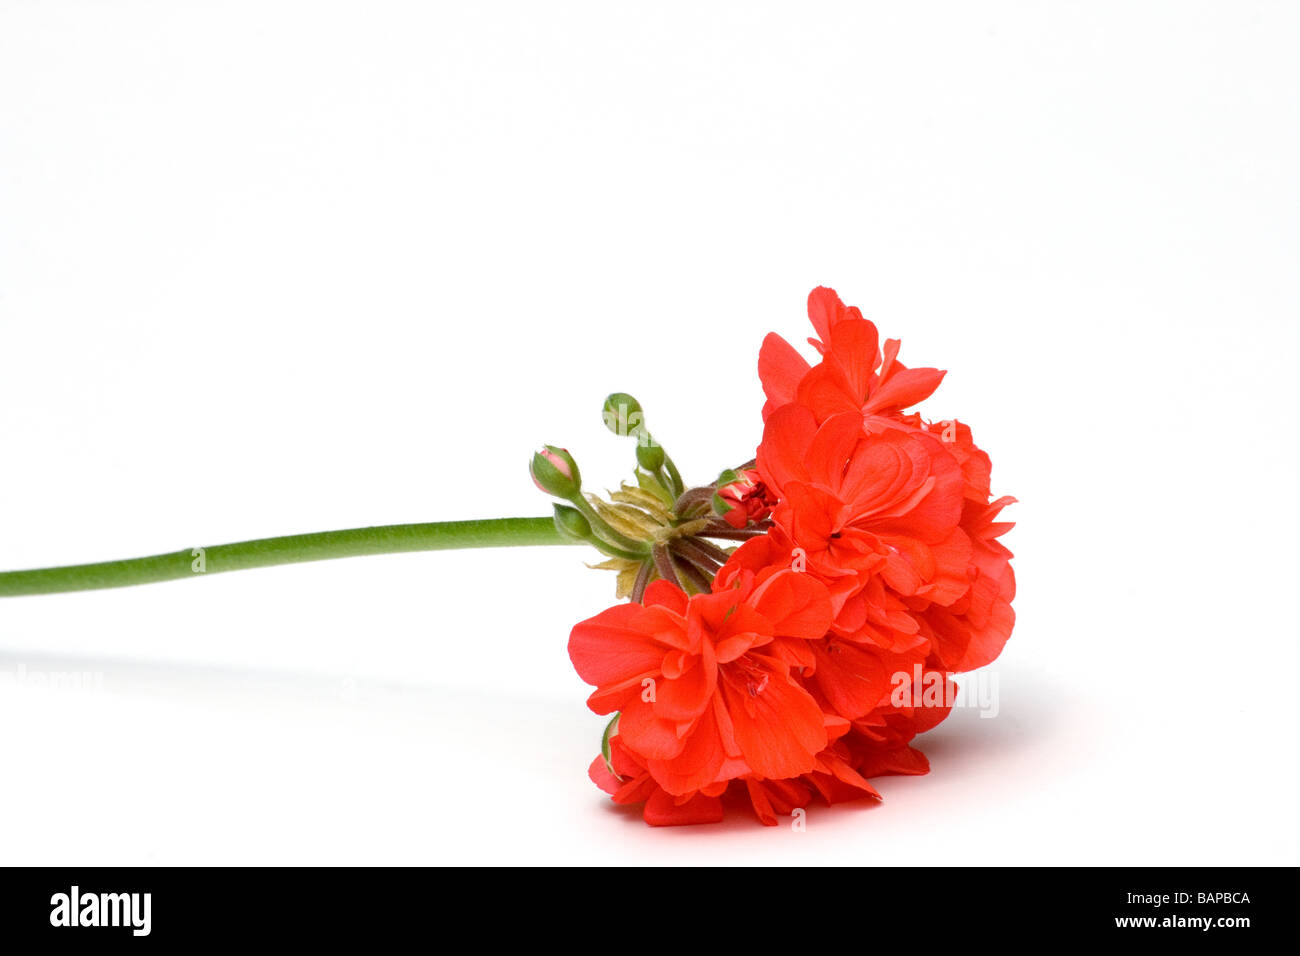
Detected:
left=0, top=517, right=574, bottom=598
left=662, top=455, right=685, bottom=497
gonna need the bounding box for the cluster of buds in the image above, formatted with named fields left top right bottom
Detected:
left=530, top=394, right=772, bottom=602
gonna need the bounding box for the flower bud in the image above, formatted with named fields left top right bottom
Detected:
left=552, top=503, right=593, bottom=543
left=601, top=713, right=621, bottom=778
left=530, top=445, right=581, bottom=498
left=601, top=392, right=646, bottom=440
left=635, top=441, right=665, bottom=472
left=714, top=468, right=773, bottom=529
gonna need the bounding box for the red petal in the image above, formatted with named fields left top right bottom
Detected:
left=826, top=318, right=880, bottom=402
left=809, top=639, right=895, bottom=720
left=642, top=579, right=688, bottom=614
left=721, top=658, right=826, bottom=780
left=806, top=286, right=845, bottom=344
left=647, top=701, right=727, bottom=795
left=653, top=641, right=716, bottom=722
left=805, top=412, right=869, bottom=493
left=568, top=604, right=665, bottom=690
left=588, top=755, right=621, bottom=795
left=643, top=789, right=724, bottom=826
left=856, top=745, right=931, bottom=777
left=864, top=366, right=946, bottom=414
left=618, top=695, right=687, bottom=761
left=794, top=361, right=861, bottom=420
left=758, top=333, right=810, bottom=420
left=756, top=404, right=818, bottom=495
left=751, top=569, right=833, bottom=640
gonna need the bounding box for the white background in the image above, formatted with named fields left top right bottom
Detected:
left=1, top=1, right=1297, bottom=865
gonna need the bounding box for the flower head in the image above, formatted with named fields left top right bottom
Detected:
left=552, top=285, right=1015, bottom=826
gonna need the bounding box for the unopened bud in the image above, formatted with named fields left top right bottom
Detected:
left=712, top=491, right=733, bottom=517
left=530, top=445, right=581, bottom=498
left=714, top=468, right=772, bottom=529
left=635, top=442, right=665, bottom=471
left=552, top=503, right=593, bottom=542
left=602, top=392, right=646, bottom=440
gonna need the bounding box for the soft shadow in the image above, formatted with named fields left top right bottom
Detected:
left=0, top=647, right=590, bottom=747
left=918, top=661, right=1064, bottom=766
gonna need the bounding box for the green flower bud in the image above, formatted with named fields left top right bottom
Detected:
left=601, top=392, right=646, bottom=440
left=552, top=503, right=593, bottom=542
left=601, top=713, right=621, bottom=778
left=635, top=441, right=665, bottom=472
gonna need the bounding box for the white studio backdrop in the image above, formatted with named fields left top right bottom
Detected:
left=0, top=2, right=1297, bottom=864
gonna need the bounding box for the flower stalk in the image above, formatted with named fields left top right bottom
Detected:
left=0, top=517, right=574, bottom=598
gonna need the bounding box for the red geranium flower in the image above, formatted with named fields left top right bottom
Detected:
left=757, top=406, right=972, bottom=607
left=753, top=287, right=1015, bottom=683
left=559, top=285, right=1014, bottom=826
left=760, top=287, right=946, bottom=425
left=569, top=573, right=833, bottom=796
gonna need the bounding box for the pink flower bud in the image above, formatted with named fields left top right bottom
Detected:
left=530, top=446, right=581, bottom=498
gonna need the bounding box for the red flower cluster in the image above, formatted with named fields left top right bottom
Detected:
left=569, top=287, right=1015, bottom=825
